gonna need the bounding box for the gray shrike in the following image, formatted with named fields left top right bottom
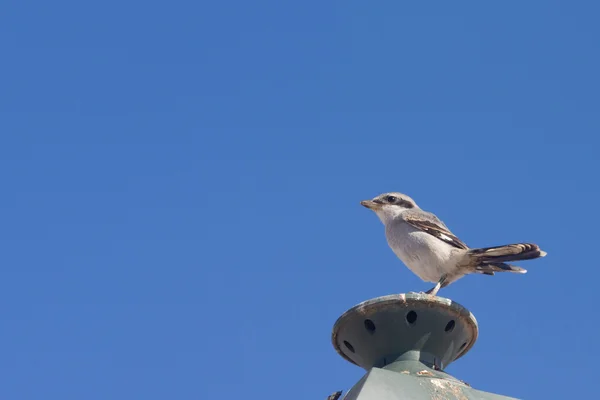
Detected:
left=361, top=192, right=546, bottom=296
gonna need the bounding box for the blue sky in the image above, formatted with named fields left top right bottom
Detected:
left=1, top=1, right=598, bottom=399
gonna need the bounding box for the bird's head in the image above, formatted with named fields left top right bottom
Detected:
left=360, top=192, right=418, bottom=224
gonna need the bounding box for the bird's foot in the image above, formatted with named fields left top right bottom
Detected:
left=424, top=275, right=447, bottom=297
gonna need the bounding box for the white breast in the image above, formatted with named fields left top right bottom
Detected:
left=384, top=220, right=461, bottom=283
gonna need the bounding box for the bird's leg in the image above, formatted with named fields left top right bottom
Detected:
left=425, top=275, right=447, bottom=296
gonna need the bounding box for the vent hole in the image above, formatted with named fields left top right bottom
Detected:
left=445, top=320, right=455, bottom=333
left=459, top=342, right=467, bottom=351
left=406, top=310, right=417, bottom=325
left=364, top=319, right=376, bottom=334
left=343, top=340, right=355, bottom=353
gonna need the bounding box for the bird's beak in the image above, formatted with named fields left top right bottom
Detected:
left=360, top=200, right=380, bottom=210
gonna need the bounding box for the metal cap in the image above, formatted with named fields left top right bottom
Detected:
left=332, top=293, right=478, bottom=371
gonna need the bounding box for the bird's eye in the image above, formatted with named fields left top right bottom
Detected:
left=386, top=195, right=397, bottom=203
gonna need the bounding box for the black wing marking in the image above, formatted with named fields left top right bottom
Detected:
left=403, top=213, right=469, bottom=250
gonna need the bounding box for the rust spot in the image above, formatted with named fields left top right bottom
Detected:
left=417, top=370, right=434, bottom=377
left=326, top=391, right=342, bottom=400
left=430, top=379, right=469, bottom=400
left=400, top=370, right=410, bottom=374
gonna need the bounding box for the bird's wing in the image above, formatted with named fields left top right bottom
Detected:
left=402, top=209, right=469, bottom=250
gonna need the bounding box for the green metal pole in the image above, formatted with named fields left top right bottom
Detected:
left=330, top=293, right=518, bottom=400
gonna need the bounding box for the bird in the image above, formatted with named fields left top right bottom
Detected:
left=360, top=192, right=546, bottom=296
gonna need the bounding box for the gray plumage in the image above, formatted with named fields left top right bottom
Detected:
left=361, top=192, right=546, bottom=296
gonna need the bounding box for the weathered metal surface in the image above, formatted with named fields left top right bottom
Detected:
left=332, top=293, right=478, bottom=370
left=331, top=294, right=519, bottom=399
left=341, top=363, right=517, bottom=400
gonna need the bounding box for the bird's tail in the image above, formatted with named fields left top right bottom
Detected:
left=468, top=243, right=546, bottom=275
